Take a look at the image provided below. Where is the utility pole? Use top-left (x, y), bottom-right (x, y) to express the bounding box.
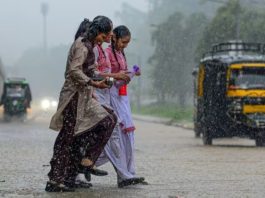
top-left (0, 58), bottom-right (5, 97)
top-left (0, 58), bottom-right (5, 80)
top-left (40, 2), bottom-right (49, 53)
top-left (235, 7), bottom-right (241, 41)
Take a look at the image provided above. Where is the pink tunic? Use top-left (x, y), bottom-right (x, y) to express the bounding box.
top-left (93, 44), bottom-right (111, 108)
top-left (106, 46), bottom-right (128, 73)
top-left (105, 46), bottom-right (135, 133)
top-left (95, 45), bottom-right (137, 179)
top-left (94, 45), bottom-right (111, 74)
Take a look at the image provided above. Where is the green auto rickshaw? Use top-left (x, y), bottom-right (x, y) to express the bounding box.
top-left (0, 78), bottom-right (32, 121)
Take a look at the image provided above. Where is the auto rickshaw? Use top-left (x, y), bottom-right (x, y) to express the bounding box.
top-left (0, 78), bottom-right (32, 121)
top-left (193, 41), bottom-right (265, 146)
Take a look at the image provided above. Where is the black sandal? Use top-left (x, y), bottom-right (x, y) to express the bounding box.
top-left (79, 165), bottom-right (108, 176)
top-left (139, 180), bottom-right (149, 185)
top-left (118, 177), bottom-right (145, 188)
top-left (75, 181), bottom-right (93, 188)
top-left (45, 181), bottom-right (75, 192)
top-left (88, 167), bottom-right (108, 176)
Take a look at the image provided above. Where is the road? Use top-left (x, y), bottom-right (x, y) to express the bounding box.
top-left (0, 114), bottom-right (265, 198)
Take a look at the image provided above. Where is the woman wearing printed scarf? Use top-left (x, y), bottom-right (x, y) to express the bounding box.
top-left (46, 16), bottom-right (117, 192)
top-left (71, 17), bottom-right (110, 188)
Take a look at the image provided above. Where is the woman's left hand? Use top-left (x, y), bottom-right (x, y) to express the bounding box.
top-left (91, 79), bottom-right (110, 89)
top-left (92, 92), bottom-right (98, 101)
top-left (135, 71), bottom-right (141, 76)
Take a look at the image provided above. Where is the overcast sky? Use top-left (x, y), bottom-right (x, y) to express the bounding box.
top-left (0, 0), bottom-right (149, 66)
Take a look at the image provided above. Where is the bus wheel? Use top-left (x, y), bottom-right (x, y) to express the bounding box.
top-left (4, 113), bottom-right (11, 122)
top-left (195, 131), bottom-right (201, 138)
top-left (255, 137), bottom-right (265, 147)
top-left (194, 128), bottom-right (201, 138)
top-left (194, 122), bottom-right (203, 138)
top-left (203, 129), bottom-right (212, 145)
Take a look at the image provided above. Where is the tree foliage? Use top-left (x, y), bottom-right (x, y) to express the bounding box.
top-left (150, 12), bottom-right (208, 105)
top-left (197, 0), bottom-right (265, 58)
top-left (116, 1), bottom-right (217, 106)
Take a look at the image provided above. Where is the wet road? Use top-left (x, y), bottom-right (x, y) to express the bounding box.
top-left (0, 114), bottom-right (265, 198)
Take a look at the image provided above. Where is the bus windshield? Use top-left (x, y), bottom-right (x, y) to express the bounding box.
top-left (229, 67), bottom-right (265, 90)
top-left (6, 84), bottom-right (25, 97)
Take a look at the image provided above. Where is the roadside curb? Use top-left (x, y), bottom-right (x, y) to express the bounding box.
top-left (132, 114), bottom-right (194, 130)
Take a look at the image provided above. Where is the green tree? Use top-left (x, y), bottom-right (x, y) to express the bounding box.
top-left (150, 13), bottom-right (184, 103)
top-left (150, 12), bottom-right (208, 106)
top-left (116, 1), bottom-right (218, 106)
top-left (197, 0), bottom-right (265, 58)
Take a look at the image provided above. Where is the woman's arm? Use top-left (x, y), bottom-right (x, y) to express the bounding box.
top-left (99, 72), bottom-right (130, 83)
top-left (68, 44), bottom-right (91, 86)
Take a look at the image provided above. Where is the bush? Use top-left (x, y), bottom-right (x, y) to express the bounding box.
top-left (131, 103), bottom-right (193, 122)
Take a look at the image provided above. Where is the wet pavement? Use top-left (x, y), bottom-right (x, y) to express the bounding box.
top-left (0, 113), bottom-right (265, 198)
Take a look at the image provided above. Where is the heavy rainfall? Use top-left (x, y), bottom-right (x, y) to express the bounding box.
top-left (1, 0), bottom-right (265, 197)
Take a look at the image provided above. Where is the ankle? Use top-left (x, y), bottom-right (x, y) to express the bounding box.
top-left (81, 158), bottom-right (93, 167)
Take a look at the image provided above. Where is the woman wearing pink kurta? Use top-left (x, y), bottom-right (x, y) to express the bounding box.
top-left (89, 21), bottom-right (145, 187)
top-left (94, 43), bottom-right (145, 187)
top-left (106, 25), bottom-right (147, 187)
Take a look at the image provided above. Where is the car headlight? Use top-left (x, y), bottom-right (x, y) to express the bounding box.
top-left (12, 100), bottom-right (18, 106)
top-left (41, 99), bottom-right (51, 110)
top-left (51, 101), bottom-right (58, 108)
top-left (229, 100), bottom-right (242, 114)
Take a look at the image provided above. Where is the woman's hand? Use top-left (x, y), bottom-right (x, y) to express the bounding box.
top-left (135, 71), bottom-right (141, 76)
top-left (92, 91), bottom-right (98, 101)
top-left (113, 71), bottom-right (130, 83)
top-left (90, 79), bottom-right (110, 89)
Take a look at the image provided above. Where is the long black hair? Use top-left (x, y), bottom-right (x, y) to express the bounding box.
top-left (111, 25), bottom-right (131, 68)
top-left (82, 16), bottom-right (112, 44)
top-left (74, 18), bottom-right (91, 40)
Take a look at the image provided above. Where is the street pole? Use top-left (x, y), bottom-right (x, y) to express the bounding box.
top-left (41, 2), bottom-right (49, 54)
top-left (235, 1), bottom-right (241, 41)
top-left (0, 58), bottom-right (5, 80)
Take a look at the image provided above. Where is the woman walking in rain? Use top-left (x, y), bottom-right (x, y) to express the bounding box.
top-left (45, 16), bottom-right (117, 192)
top-left (91, 21), bottom-right (146, 188)
top-left (73, 17), bottom-right (145, 188)
top-left (72, 18), bottom-right (110, 186)
top-left (105, 25), bottom-right (147, 187)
